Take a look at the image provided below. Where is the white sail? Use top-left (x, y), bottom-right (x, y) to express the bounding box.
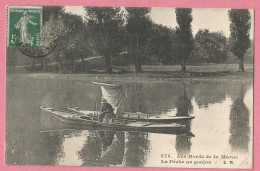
top-left (101, 85), bottom-right (126, 116)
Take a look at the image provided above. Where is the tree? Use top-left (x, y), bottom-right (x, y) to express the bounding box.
top-left (125, 7), bottom-right (152, 72)
top-left (85, 7), bottom-right (125, 73)
top-left (228, 9), bottom-right (251, 72)
top-left (193, 29), bottom-right (229, 63)
top-left (42, 14), bottom-right (65, 72)
top-left (175, 8), bottom-right (194, 71)
top-left (61, 13), bottom-right (91, 73)
top-left (39, 6), bottom-right (65, 72)
top-left (42, 6), bottom-right (64, 24)
top-left (41, 7), bottom-right (96, 73)
top-left (149, 24), bottom-right (176, 64)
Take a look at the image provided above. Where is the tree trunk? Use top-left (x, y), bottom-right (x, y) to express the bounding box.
top-left (130, 37), bottom-right (133, 63)
top-left (158, 47), bottom-right (161, 63)
top-left (41, 58), bottom-right (47, 72)
top-left (134, 54), bottom-right (142, 72)
top-left (31, 59), bottom-right (36, 70)
top-left (58, 53), bottom-right (63, 73)
top-left (104, 53), bottom-right (113, 73)
top-left (135, 34), bottom-right (142, 73)
top-left (181, 59), bottom-right (186, 71)
top-left (80, 58), bottom-right (85, 72)
top-left (70, 58), bottom-right (74, 73)
top-left (131, 37), bottom-right (141, 72)
top-left (41, 59), bottom-right (44, 71)
top-left (238, 84), bottom-right (245, 100)
top-left (239, 57), bottom-right (244, 72)
top-left (58, 59), bottom-right (63, 74)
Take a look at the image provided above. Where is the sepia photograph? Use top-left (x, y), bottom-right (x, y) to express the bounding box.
top-left (5, 5), bottom-right (254, 169)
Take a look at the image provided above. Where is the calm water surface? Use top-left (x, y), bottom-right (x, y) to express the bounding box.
top-left (5, 76), bottom-right (253, 168)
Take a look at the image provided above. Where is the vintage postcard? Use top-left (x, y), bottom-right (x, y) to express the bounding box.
top-left (5, 5), bottom-right (254, 169)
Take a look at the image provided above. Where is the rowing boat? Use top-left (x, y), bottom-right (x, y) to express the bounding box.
top-left (68, 106), bottom-right (195, 123)
top-left (40, 106), bottom-right (188, 134)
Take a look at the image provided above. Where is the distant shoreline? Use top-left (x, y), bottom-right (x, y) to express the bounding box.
top-left (7, 64), bottom-right (253, 83)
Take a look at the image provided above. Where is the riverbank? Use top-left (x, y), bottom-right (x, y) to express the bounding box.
top-left (7, 64), bottom-right (253, 82)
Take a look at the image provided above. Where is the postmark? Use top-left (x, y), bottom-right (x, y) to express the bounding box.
top-left (7, 6), bottom-right (42, 47)
top-left (17, 43), bottom-right (57, 58)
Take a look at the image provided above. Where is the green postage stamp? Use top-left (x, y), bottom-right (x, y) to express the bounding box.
top-left (7, 6), bottom-right (42, 47)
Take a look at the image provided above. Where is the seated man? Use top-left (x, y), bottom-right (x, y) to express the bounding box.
top-left (99, 99), bottom-right (115, 123)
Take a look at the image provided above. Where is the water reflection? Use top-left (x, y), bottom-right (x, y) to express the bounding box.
top-left (123, 132), bottom-right (150, 167)
top-left (175, 82), bottom-right (193, 155)
top-left (193, 82), bottom-right (226, 108)
top-left (175, 82), bottom-right (193, 116)
top-left (127, 84), bottom-right (147, 113)
top-left (78, 131), bottom-right (102, 165)
top-left (229, 84), bottom-right (250, 152)
top-left (5, 76), bottom-right (253, 167)
top-left (95, 131), bottom-right (125, 166)
top-left (39, 131), bottom-right (65, 165)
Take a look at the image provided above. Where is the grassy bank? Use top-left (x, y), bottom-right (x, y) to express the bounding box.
top-left (7, 64), bottom-right (253, 82)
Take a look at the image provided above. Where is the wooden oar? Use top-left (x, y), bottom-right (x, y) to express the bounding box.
top-left (92, 81), bottom-right (121, 87)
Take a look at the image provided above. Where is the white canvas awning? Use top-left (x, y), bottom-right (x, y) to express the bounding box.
top-left (95, 83), bottom-right (125, 116)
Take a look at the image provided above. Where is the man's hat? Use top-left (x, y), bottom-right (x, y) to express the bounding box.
top-left (101, 99), bottom-right (107, 103)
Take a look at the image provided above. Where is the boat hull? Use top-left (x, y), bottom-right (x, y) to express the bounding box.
top-left (40, 106), bottom-right (190, 135)
top-left (68, 106), bottom-right (195, 123)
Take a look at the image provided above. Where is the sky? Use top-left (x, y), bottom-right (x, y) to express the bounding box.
top-left (65, 6), bottom-right (254, 38)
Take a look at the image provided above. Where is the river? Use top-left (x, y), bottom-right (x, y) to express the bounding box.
top-left (5, 76), bottom-right (253, 168)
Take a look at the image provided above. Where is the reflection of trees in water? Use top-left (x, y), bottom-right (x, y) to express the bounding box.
top-left (175, 82), bottom-right (193, 155)
top-left (136, 84), bottom-right (147, 113)
top-left (38, 131), bottom-right (66, 165)
top-left (123, 132), bottom-right (150, 167)
top-left (175, 134), bottom-right (192, 155)
top-left (98, 131), bottom-right (125, 166)
top-left (175, 83), bottom-right (193, 116)
top-left (124, 82), bottom-right (196, 114)
top-left (225, 82), bottom-right (251, 102)
top-left (126, 82), bottom-right (192, 114)
top-left (193, 82), bottom-right (226, 108)
top-left (229, 84), bottom-right (250, 152)
top-left (69, 81), bottom-right (102, 110)
top-left (99, 131), bottom-right (115, 151)
top-left (79, 130), bottom-right (151, 167)
top-left (126, 83), bottom-right (147, 113)
top-left (5, 130), bottom-right (65, 165)
top-left (39, 130), bottom-right (85, 166)
top-left (5, 78), bottom-right (65, 165)
top-left (79, 131), bottom-right (125, 166)
top-left (78, 131), bottom-right (102, 165)
top-left (41, 79), bottom-right (101, 110)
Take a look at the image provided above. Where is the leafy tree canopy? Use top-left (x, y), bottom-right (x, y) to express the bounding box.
top-left (228, 9), bottom-right (251, 72)
top-left (193, 29), bottom-right (228, 63)
top-left (175, 8), bottom-right (194, 71)
top-left (85, 7), bottom-right (125, 56)
top-left (228, 9), bottom-right (251, 58)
